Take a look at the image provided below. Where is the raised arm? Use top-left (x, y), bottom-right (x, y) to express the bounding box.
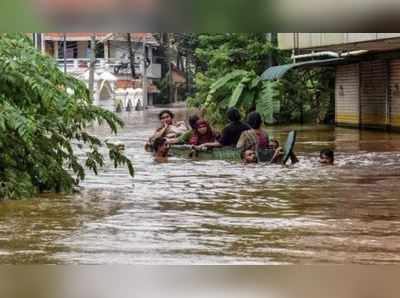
top-left (270, 147), bottom-right (284, 163)
top-left (150, 124), bottom-right (169, 142)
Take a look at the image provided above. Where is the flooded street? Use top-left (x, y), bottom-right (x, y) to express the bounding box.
top-left (2, 106), bottom-right (400, 264)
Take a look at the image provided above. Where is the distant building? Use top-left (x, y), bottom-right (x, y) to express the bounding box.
top-left (44, 32), bottom-right (158, 58)
top-left (42, 32), bottom-right (161, 78)
top-left (37, 32), bottom-right (162, 106)
top-left (276, 33), bottom-right (400, 130)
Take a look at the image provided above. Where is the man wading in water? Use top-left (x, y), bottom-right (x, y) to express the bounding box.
top-left (146, 110), bottom-right (188, 150)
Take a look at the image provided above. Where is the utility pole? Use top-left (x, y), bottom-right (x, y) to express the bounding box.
top-left (63, 33), bottom-right (67, 73)
top-left (89, 33), bottom-right (96, 101)
top-left (142, 36), bottom-right (148, 107)
top-left (185, 55), bottom-right (190, 96)
top-left (162, 33), bottom-right (174, 103)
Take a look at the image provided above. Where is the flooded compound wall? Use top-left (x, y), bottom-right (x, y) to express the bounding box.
top-left (335, 58), bottom-right (400, 131)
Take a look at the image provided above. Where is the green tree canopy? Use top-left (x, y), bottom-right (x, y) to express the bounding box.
top-left (187, 33), bottom-right (282, 125)
top-left (0, 34), bottom-right (133, 200)
top-left (187, 33), bottom-right (335, 126)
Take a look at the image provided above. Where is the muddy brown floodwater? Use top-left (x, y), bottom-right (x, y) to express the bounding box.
top-left (1, 106), bottom-right (400, 264)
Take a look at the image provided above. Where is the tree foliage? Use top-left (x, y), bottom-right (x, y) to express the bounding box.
top-left (273, 68), bottom-right (335, 124)
top-left (187, 33), bottom-right (281, 125)
top-left (201, 70), bottom-right (280, 125)
top-left (187, 33), bottom-right (335, 126)
top-left (0, 34), bottom-right (133, 200)
top-left (153, 33), bottom-right (199, 103)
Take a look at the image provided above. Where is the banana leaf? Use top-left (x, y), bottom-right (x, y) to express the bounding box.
top-left (229, 82), bottom-right (245, 107)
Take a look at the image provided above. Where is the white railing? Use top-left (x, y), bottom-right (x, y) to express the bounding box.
top-left (56, 58), bottom-right (138, 70)
top-left (55, 58), bottom-right (161, 78)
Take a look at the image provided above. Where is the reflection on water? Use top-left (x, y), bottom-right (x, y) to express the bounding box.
top-left (1, 106), bottom-right (400, 264)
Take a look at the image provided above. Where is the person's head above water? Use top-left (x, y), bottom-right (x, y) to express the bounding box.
top-left (320, 149), bottom-right (334, 165)
top-left (153, 137), bottom-right (169, 157)
top-left (159, 110), bottom-right (174, 126)
top-left (196, 120), bottom-right (211, 135)
top-left (247, 111), bottom-right (263, 129)
top-left (271, 139), bottom-right (280, 150)
top-left (188, 114), bottom-right (200, 130)
top-left (241, 149), bottom-right (257, 164)
top-left (227, 107), bottom-right (241, 123)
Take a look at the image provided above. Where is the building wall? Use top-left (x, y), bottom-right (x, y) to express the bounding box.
top-left (278, 33), bottom-right (400, 50)
top-left (390, 60), bottom-right (400, 128)
top-left (335, 64), bottom-right (360, 126)
top-left (359, 61), bottom-right (388, 128)
top-left (335, 60), bottom-right (400, 130)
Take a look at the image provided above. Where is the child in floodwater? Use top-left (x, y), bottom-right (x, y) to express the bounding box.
top-left (153, 137), bottom-right (170, 163)
top-left (270, 139), bottom-right (280, 150)
top-left (241, 149), bottom-right (258, 164)
top-left (269, 139), bottom-right (299, 164)
top-left (319, 149), bottom-right (334, 165)
top-left (241, 146), bottom-right (286, 165)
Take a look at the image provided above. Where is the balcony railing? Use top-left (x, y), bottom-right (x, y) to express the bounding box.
top-left (55, 58), bottom-right (161, 78)
top-left (56, 58), bottom-right (135, 69)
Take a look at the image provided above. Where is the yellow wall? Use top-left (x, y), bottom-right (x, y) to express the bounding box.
top-left (336, 113), bottom-right (359, 124)
top-left (390, 115), bottom-right (400, 127)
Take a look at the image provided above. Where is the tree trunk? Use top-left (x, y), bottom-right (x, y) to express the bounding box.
top-left (142, 37), bottom-right (148, 107)
top-left (88, 34), bottom-right (96, 101)
top-left (127, 33), bottom-right (136, 78)
top-left (185, 55), bottom-right (190, 96)
top-left (162, 33), bottom-right (174, 103)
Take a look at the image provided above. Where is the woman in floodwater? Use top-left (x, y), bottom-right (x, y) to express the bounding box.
top-left (190, 120), bottom-right (216, 147)
top-left (237, 111), bottom-right (269, 151)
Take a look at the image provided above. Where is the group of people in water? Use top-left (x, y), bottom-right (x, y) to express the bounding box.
top-left (146, 107), bottom-right (335, 166)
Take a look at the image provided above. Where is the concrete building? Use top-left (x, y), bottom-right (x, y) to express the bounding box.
top-left (37, 33), bottom-right (162, 106)
top-left (275, 33), bottom-right (400, 130)
top-left (42, 32), bottom-right (161, 79)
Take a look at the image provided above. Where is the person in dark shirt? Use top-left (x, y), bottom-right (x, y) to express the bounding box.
top-left (194, 107), bottom-right (250, 149)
